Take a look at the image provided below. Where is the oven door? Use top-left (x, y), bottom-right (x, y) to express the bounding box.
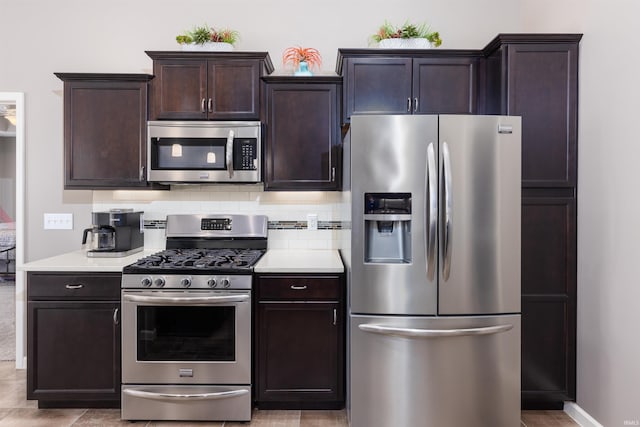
top-left (147, 121), bottom-right (261, 183)
top-left (122, 289), bottom-right (251, 384)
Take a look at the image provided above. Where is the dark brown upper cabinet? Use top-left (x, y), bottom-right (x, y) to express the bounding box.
top-left (55, 73), bottom-right (160, 189)
top-left (146, 51), bottom-right (274, 120)
top-left (483, 34), bottom-right (581, 189)
top-left (337, 49), bottom-right (480, 123)
top-left (263, 76), bottom-right (342, 191)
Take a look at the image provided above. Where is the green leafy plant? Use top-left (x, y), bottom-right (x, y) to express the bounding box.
top-left (175, 24), bottom-right (240, 45)
top-left (371, 21), bottom-right (442, 47)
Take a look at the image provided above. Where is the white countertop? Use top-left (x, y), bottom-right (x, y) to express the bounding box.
top-left (20, 249), bottom-right (343, 274)
top-left (254, 249), bottom-right (344, 273)
top-left (19, 249), bottom-right (160, 272)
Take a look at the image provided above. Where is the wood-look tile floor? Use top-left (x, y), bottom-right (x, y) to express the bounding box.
top-left (0, 362), bottom-right (579, 427)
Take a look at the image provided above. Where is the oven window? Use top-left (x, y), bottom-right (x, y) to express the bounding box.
top-left (137, 306), bottom-right (235, 361)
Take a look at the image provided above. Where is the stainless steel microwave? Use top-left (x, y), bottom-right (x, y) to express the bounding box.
top-left (147, 121), bottom-right (261, 184)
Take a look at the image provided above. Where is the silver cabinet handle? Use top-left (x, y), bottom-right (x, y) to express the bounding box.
top-left (426, 142), bottom-right (437, 281)
top-left (123, 294), bottom-right (249, 305)
top-left (442, 142), bottom-right (453, 281)
top-left (359, 323), bottom-right (513, 338)
top-left (65, 284), bottom-right (84, 289)
top-left (331, 167), bottom-right (336, 182)
top-left (226, 129), bottom-right (235, 178)
top-left (290, 285), bottom-right (307, 290)
top-left (407, 97), bottom-right (411, 112)
top-left (123, 388), bottom-right (249, 401)
top-left (139, 166), bottom-right (145, 182)
top-left (414, 97), bottom-right (419, 113)
top-left (201, 98), bottom-right (206, 113)
top-left (208, 98), bottom-right (213, 113)
top-left (333, 308), bottom-right (337, 326)
top-left (113, 308), bottom-right (119, 326)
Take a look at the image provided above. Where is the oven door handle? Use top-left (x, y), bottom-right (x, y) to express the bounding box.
top-left (123, 388), bottom-right (249, 401)
top-left (122, 294), bottom-right (249, 305)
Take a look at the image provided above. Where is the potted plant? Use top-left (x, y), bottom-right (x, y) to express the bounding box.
top-left (176, 24), bottom-right (239, 51)
top-left (370, 21), bottom-right (442, 48)
top-left (282, 46), bottom-right (322, 76)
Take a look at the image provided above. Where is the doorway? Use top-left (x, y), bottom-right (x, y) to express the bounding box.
top-left (0, 93), bottom-right (24, 367)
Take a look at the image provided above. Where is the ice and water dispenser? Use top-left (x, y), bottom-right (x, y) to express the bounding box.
top-left (364, 193), bottom-right (412, 263)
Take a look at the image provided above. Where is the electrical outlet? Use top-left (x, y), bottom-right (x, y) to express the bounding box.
top-left (307, 214), bottom-right (318, 231)
top-left (44, 213), bottom-right (73, 230)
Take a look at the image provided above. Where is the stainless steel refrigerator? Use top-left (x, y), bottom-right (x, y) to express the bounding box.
top-left (346, 114), bottom-right (521, 427)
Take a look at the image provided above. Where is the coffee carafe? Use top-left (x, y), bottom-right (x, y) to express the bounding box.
top-left (82, 225), bottom-right (116, 252)
top-left (82, 210), bottom-right (144, 258)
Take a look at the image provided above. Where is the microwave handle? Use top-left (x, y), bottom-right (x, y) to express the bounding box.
top-left (226, 130), bottom-right (235, 178)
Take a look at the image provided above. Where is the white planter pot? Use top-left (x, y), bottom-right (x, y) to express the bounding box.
top-left (180, 42), bottom-right (234, 52)
top-left (378, 38), bottom-right (432, 49)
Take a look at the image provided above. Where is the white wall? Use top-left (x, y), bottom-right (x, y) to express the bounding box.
top-left (522, 1), bottom-right (640, 425)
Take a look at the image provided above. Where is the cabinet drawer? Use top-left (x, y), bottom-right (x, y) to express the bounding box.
top-left (258, 275), bottom-right (341, 300)
top-left (28, 272), bottom-right (121, 300)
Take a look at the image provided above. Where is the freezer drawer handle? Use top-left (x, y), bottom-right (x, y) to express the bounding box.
top-left (123, 388), bottom-right (248, 401)
top-left (358, 323), bottom-right (513, 338)
top-left (123, 294), bottom-right (249, 305)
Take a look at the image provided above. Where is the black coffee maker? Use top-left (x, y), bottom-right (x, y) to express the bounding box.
top-left (82, 210), bottom-right (144, 257)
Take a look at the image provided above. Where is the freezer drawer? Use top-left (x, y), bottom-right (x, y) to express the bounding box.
top-left (350, 314), bottom-right (520, 427)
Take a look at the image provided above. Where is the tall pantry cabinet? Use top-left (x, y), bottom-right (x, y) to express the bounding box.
top-left (483, 34), bottom-right (582, 409)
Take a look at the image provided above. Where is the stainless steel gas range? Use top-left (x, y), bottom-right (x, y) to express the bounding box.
top-left (120, 214), bottom-right (267, 422)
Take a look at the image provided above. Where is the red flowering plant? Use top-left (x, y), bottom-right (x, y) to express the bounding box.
top-left (282, 46), bottom-right (322, 72)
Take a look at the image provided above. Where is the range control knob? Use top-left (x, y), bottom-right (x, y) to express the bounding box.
top-left (141, 277), bottom-right (152, 287)
top-left (180, 277), bottom-right (192, 288)
top-left (154, 277), bottom-right (166, 287)
top-left (207, 278), bottom-right (217, 288)
top-left (221, 278), bottom-right (231, 288)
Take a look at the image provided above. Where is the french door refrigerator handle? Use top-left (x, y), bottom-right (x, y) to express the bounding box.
top-left (226, 129), bottom-right (235, 178)
top-left (426, 142), bottom-right (437, 280)
top-left (359, 323), bottom-right (513, 338)
top-left (123, 388), bottom-right (249, 401)
top-left (442, 141), bottom-right (453, 281)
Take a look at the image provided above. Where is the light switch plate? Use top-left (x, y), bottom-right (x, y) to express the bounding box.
top-left (44, 213), bottom-right (73, 230)
top-left (307, 214), bottom-right (318, 231)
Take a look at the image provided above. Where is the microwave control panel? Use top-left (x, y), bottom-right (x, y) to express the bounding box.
top-left (233, 139), bottom-right (258, 170)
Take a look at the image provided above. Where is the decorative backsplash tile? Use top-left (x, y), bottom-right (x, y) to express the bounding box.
top-left (144, 219), bottom-right (349, 231)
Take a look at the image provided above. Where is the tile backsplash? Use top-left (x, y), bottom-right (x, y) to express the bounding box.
top-left (93, 185), bottom-right (350, 250)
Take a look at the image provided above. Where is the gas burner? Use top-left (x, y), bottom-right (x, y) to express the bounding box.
top-left (124, 248), bottom-right (266, 274)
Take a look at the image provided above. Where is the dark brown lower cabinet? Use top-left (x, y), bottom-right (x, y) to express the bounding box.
top-left (27, 272), bottom-right (121, 408)
top-left (521, 195), bottom-right (576, 408)
top-left (255, 274), bottom-right (344, 409)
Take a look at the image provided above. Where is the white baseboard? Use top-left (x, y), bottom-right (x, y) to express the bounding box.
top-left (565, 402), bottom-right (604, 427)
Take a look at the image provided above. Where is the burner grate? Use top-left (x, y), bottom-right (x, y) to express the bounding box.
top-left (127, 248), bottom-right (265, 272)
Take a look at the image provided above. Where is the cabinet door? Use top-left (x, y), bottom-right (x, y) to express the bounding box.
top-left (413, 57), bottom-right (477, 114)
top-left (150, 59), bottom-right (207, 120)
top-left (521, 195), bottom-right (576, 407)
top-left (343, 57), bottom-right (412, 122)
top-left (506, 43), bottom-right (579, 188)
top-left (208, 60), bottom-right (260, 119)
top-left (265, 83), bottom-right (340, 190)
top-left (27, 301), bottom-right (121, 404)
top-left (63, 79), bottom-right (150, 188)
top-left (256, 302), bottom-right (343, 407)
